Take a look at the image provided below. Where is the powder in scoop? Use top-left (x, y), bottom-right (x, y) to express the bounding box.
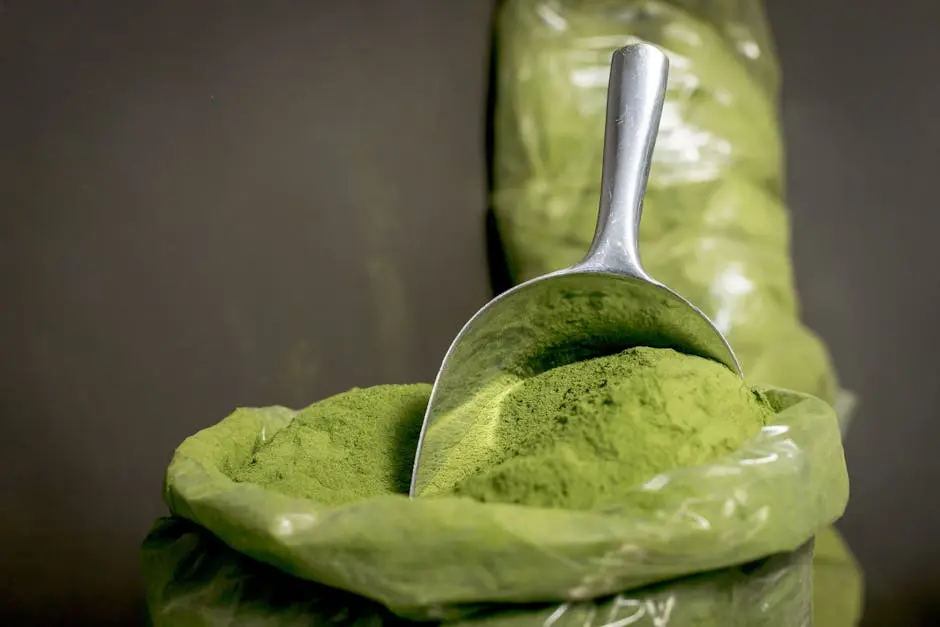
top-left (452, 346), bottom-right (772, 510)
top-left (232, 384), bottom-right (431, 505)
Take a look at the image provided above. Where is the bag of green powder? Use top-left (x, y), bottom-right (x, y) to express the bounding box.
top-left (149, 382), bottom-right (847, 623)
top-left (489, 0), bottom-right (845, 406)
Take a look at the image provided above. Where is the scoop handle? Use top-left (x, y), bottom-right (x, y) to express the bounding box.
top-left (582, 43), bottom-right (668, 274)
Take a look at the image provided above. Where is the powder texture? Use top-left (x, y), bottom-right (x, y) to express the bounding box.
top-left (451, 346), bottom-right (772, 510)
top-left (232, 383), bottom-right (430, 505)
top-left (414, 273), bottom-right (752, 497)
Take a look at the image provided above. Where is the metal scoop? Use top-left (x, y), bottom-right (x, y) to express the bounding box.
top-left (410, 43), bottom-right (741, 497)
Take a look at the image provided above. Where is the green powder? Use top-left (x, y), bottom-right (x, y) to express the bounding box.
top-left (232, 383), bottom-right (431, 505)
top-left (232, 350), bottom-right (771, 513)
top-left (451, 346), bottom-right (773, 510)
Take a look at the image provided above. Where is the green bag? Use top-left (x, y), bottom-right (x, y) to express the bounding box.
top-left (147, 384), bottom-right (847, 624)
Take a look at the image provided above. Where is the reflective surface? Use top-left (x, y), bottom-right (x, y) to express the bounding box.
top-left (411, 272), bottom-right (745, 495)
top-left (411, 44), bottom-right (739, 496)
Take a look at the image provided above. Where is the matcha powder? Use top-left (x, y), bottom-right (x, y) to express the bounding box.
top-left (232, 383), bottom-right (431, 505)
top-left (451, 347), bottom-right (773, 510)
top-left (232, 349), bottom-right (772, 513)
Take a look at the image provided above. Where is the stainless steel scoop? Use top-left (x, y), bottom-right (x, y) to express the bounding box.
top-left (410, 43), bottom-right (741, 497)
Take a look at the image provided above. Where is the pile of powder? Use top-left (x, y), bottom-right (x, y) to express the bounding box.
top-left (232, 384), bottom-right (431, 505)
top-left (451, 346), bottom-right (772, 510)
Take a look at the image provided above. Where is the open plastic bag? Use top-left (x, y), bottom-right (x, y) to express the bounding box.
top-left (150, 383), bottom-right (847, 624)
top-left (490, 0), bottom-right (843, 405)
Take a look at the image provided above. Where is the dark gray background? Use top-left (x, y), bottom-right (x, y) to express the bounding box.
top-left (1, 1), bottom-right (937, 625)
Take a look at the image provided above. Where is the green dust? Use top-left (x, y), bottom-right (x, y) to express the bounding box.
top-left (232, 384), bottom-right (431, 505)
top-left (451, 347), bottom-right (773, 510)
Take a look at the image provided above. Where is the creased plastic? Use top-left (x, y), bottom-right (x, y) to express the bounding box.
top-left (813, 527), bottom-right (864, 627)
top-left (812, 386), bottom-right (863, 627)
top-left (157, 386), bottom-right (847, 622)
top-left (143, 516), bottom-right (814, 627)
top-left (142, 517), bottom-right (403, 627)
top-left (490, 0), bottom-right (844, 405)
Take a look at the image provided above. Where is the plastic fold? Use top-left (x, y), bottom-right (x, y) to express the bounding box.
top-left (142, 1), bottom-right (863, 624)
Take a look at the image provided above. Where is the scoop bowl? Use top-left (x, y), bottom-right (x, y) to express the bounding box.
top-left (410, 43), bottom-right (740, 497)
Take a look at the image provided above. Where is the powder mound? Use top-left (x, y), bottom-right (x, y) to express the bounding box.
top-left (232, 384), bottom-right (431, 506)
top-left (451, 346), bottom-right (772, 510)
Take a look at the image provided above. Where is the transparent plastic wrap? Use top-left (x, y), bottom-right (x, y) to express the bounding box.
top-left (491, 0), bottom-right (843, 404)
top-left (813, 527), bottom-right (864, 627)
top-left (143, 516), bottom-right (813, 627)
top-left (147, 383), bottom-right (847, 624)
top-left (812, 387), bottom-right (863, 627)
